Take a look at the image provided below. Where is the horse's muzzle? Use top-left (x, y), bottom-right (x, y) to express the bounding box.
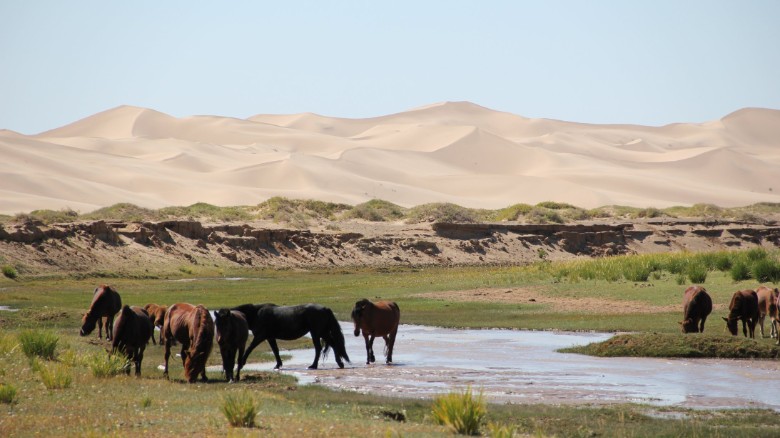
top-left (79, 329), bottom-right (86, 336)
top-left (353, 329), bottom-right (360, 337)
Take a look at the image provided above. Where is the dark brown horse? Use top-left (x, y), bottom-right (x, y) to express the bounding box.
top-left (755, 286), bottom-right (779, 338)
top-left (162, 303), bottom-right (214, 383)
top-left (232, 303), bottom-right (350, 370)
top-left (351, 299), bottom-right (400, 364)
top-left (112, 305), bottom-right (154, 376)
top-left (80, 285), bottom-right (122, 341)
top-left (214, 309), bottom-right (248, 382)
top-left (143, 303), bottom-right (168, 345)
top-left (679, 286), bottom-right (712, 333)
top-left (722, 289), bottom-right (759, 338)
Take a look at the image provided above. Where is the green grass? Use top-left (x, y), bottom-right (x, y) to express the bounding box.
top-left (220, 391), bottom-right (259, 428)
top-left (0, 383), bottom-right (17, 404)
top-left (561, 333), bottom-right (780, 358)
top-left (2, 265), bottom-right (18, 279)
top-left (18, 330), bottom-right (59, 360)
top-left (431, 387), bottom-right (486, 435)
top-left (88, 352), bottom-right (131, 377)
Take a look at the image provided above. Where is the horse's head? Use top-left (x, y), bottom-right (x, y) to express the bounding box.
top-left (80, 311), bottom-right (96, 336)
top-left (679, 319), bottom-right (697, 333)
top-left (351, 299), bottom-right (371, 336)
top-left (722, 316), bottom-right (738, 336)
top-left (214, 308), bottom-right (231, 343)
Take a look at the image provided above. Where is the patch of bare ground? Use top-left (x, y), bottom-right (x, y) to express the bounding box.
top-left (418, 287), bottom-right (727, 314)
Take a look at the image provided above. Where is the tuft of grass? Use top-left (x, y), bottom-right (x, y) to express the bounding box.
top-left (2, 265), bottom-right (18, 279)
top-left (18, 330), bottom-right (58, 360)
top-left (561, 333), bottom-right (780, 359)
top-left (221, 392), bottom-right (258, 428)
top-left (141, 396), bottom-right (152, 408)
top-left (750, 258), bottom-right (780, 283)
top-left (406, 203), bottom-right (485, 224)
top-left (486, 422), bottom-right (518, 438)
top-left (36, 360), bottom-right (72, 390)
top-left (730, 261), bottom-right (751, 282)
top-left (0, 383), bottom-right (18, 404)
top-left (494, 203), bottom-right (533, 221)
top-left (431, 386), bottom-right (486, 436)
top-left (686, 263), bottom-right (708, 284)
top-left (88, 353), bottom-right (131, 378)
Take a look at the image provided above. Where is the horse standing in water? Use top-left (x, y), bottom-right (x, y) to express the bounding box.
top-left (162, 303), bottom-right (214, 383)
top-left (351, 299), bottom-right (400, 364)
top-left (112, 305), bottom-right (154, 376)
top-left (80, 285), bottom-right (122, 341)
top-left (143, 303), bottom-right (168, 345)
top-left (232, 303), bottom-right (350, 370)
top-left (214, 308), bottom-right (248, 382)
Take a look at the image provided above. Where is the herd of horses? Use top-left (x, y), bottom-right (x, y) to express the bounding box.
top-left (681, 284), bottom-right (780, 339)
top-left (78, 285), bottom-right (401, 383)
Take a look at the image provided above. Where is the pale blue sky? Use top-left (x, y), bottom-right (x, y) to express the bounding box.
top-left (2, 1), bottom-right (779, 134)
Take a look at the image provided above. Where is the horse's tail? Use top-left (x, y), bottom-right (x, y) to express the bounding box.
top-left (322, 308), bottom-right (350, 365)
top-left (112, 305), bottom-right (133, 350)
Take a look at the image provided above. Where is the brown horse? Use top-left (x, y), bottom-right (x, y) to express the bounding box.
top-left (351, 299), bottom-right (400, 364)
top-left (143, 303), bottom-right (168, 345)
top-left (755, 286), bottom-right (779, 338)
top-left (679, 286), bottom-right (712, 333)
top-left (112, 305), bottom-right (154, 376)
top-left (214, 309), bottom-right (248, 382)
top-left (162, 303), bottom-right (214, 383)
top-left (80, 285), bottom-right (122, 341)
top-left (722, 289), bottom-right (759, 338)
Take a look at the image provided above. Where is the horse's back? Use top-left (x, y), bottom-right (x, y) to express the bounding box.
top-left (92, 285), bottom-right (122, 316)
top-left (114, 305), bottom-right (153, 347)
top-left (683, 287), bottom-right (711, 318)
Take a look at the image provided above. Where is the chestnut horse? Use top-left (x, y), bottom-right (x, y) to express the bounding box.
top-left (351, 299), bottom-right (400, 364)
top-left (232, 303), bottom-right (350, 370)
top-left (143, 303), bottom-right (168, 345)
top-left (679, 286), bottom-right (712, 333)
top-left (112, 305), bottom-right (154, 376)
top-left (214, 308), bottom-right (248, 382)
top-left (755, 286), bottom-right (779, 338)
top-left (162, 303), bottom-right (214, 383)
top-left (722, 289), bottom-right (759, 338)
top-left (80, 285), bottom-right (122, 341)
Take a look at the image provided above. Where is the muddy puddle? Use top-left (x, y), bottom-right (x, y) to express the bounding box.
top-left (238, 323), bottom-right (780, 410)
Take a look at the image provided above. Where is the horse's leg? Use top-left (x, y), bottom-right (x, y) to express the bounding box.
top-left (368, 335), bottom-right (376, 363)
top-left (308, 337), bottom-right (321, 370)
top-left (180, 345), bottom-right (187, 368)
top-left (386, 329), bottom-right (398, 364)
top-left (220, 345), bottom-right (234, 382)
top-left (236, 343), bottom-right (245, 382)
top-left (750, 318), bottom-right (757, 339)
top-left (759, 314), bottom-right (766, 337)
top-left (699, 317), bottom-right (706, 334)
top-left (97, 318), bottom-right (103, 340)
top-left (362, 333), bottom-right (371, 364)
top-left (240, 336), bottom-right (265, 368)
top-left (163, 339), bottom-right (171, 378)
top-left (137, 345), bottom-right (146, 377)
top-left (107, 315), bottom-right (113, 341)
top-left (268, 338), bottom-right (285, 369)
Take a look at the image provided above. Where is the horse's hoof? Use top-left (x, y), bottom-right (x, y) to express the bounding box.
top-left (307, 365), bottom-right (318, 370)
top-left (337, 362), bottom-right (344, 369)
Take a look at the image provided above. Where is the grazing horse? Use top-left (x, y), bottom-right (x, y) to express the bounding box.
top-left (80, 285), bottom-right (122, 341)
top-left (111, 305), bottom-right (154, 376)
top-left (214, 309), bottom-right (248, 382)
top-left (351, 299), bottom-right (400, 364)
top-left (162, 303), bottom-right (214, 383)
top-left (722, 290), bottom-right (759, 338)
top-left (679, 286), bottom-right (712, 333)
top-left (143, 303), bottom-right (168, 345)
top-left (755, 286), bottom-right (779, 338)
top-left (232, 303), bottom-right (350, 370)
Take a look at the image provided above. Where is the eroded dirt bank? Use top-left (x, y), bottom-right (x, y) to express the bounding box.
top-left (2, 219), bottom-right (780, 276)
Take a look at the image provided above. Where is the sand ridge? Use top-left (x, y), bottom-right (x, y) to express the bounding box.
top-left (2, 102), bottom-right (780, 215)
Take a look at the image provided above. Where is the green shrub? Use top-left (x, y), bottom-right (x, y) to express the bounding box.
top-left (88, 353), bottom-right (130, 378)
top-left (623, 263), bottom-right (651, 282)
top-left (25, 208), bottom-right (79, 224)
top-left (221, 392), bottom-right (258, 428)
top-left (18, 330), bottom-right (58, 360)
top-left (494, 203), bottom-right (533, 221)
top-left (751, 258), bottom-right (780, 283)
top-left (406, 203), bottom-right (481, 223)
top-left (730, 261), bottom-right (751, 282)
top-left (82, 203), bottom-right (160, 222)
top-left (344, 199), bottom-right (405, 222)
top-left (535, 201), bottom-right (577, 210)
top-left (0, 383), bottom-right (17, 404)
top-left (257, 197), bottom-right (350, 223)
top-left (687, 264), bottom-right (708, 284)
top-left (37, 361), bottom-right (72, 390)
top-left (675, 274), bottom-right (687, 285)
top-left (432, 387), bottom-right (485, 436)
top-left (745, 248), bottom-right (768, 261)
top-left (524, 207), bottom-right (564, 224)
top-left (486, 422), bottom-right (518, 438)
top-left (1, 265), bottom-right (17, 279)
top-left (141, 396), bottom-right (152, 408)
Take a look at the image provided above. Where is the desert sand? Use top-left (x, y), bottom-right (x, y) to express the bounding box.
top-left (2, 101), bottom-right (779, 215)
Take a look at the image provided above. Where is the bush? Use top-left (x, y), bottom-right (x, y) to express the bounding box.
top-left (494, 203), bottom-right (533, 221)
top-left (18, 330), bottom-right (58, 360)
top-left (751, 259), bottom-right (780, 283)
top-left (406, 203), bottom-right (481, 223)
top-left (36, 360), bottom-right (72, 390)
top-left (0, 383), bottom-right (17, 404)
top-left (524, 207), bottom-right (564, 224)
top-left (624, 264), bottom-right (651, 282)
top-left (730, 261), bottom-right (751, 282)
top-left (687, 264), bottom-right (708, 284)
top-left (221, 392), bottom-right (258, 428)
top-left (82, 203), bottom-right (160, 222)
top-left (344, 199), bottom-right (405, 222)
top-left (431, 387), bottom-right (485, 436)
top-left (1, 265), bottom-right (17, 279)
top-left (88, 353), bottom-right (130, 378)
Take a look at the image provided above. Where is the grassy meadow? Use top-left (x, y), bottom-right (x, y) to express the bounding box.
top-left (2, 250), bottom-right (780, 436)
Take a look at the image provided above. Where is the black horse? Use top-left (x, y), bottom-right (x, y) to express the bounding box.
top-left (232, 303), bottom-right (350, 370)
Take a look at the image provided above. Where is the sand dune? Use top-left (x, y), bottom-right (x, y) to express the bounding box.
top-left (2, 103), bottom-right (780, 215)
